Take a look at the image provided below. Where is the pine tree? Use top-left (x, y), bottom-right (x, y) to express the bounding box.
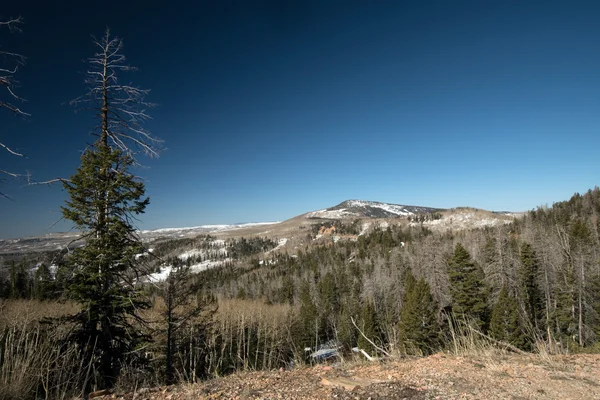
top-left (62, 143), bottom-right (150, 389)
top-left (160, 264), bottom-right (215, 385)
top-left (297, 280), bottom-right (319, 350)
top-left (34, 263), bottom-right (55, 300)
top-left (552, 266), bottom-right (577, 345)
top-left (398, 272), bottom-right (440, 355)
top-left (0, 276), bottom-right (9, 299)
top-left (448, 243), bottom-right (488, 330)
top-left (519, 242), bottom-right (543, 333)
top-left (318, 271), bottom-right (339, 338)
top-left (587, 273), bottom-right (600, 341)
top-left (357, 300), bottom-right (378, 356)
top-left (9, 261), bottom-right (31, 299)
top-left (489, 286), bottom-right (526, 349)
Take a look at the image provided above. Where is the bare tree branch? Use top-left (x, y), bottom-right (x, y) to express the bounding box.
top-left (0, 16), bottom-right (24, 32)
top-left (0, 16), bottom-right (27, 118)
top-left (0, 168), bottom-right (20, 178)
top-left (27, 177), bottom-right (72, 185)
top-left (70, 28), bottom-right (163, 161)
top-left (0, 141), bottom-right (24, 156)
top-left (0, 16), bottom-right (27, 193)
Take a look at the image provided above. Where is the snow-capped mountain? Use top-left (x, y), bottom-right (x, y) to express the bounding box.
top-left (306, 200), bottom-right (441, 219)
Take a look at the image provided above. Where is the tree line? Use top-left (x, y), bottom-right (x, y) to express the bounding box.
top-left (195, 188), bottom-right (600, 357)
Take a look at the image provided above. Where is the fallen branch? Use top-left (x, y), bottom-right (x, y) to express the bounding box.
top-left (351, 316), bottom-right (392, 358)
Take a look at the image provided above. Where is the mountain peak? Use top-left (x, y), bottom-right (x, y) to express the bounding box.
top-left (307, 200), bottom-right (441, 219)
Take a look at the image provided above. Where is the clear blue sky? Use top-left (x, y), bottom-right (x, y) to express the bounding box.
top-left (1, 0), bottom-right (599, 239)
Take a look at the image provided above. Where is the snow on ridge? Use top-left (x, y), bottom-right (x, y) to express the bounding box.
top-left (147, 258), bottom-right (231, 282)
top-left (140, 221), bottom-right (280, 235)
top-left (307, 208), bottom-right (359, 219)
top-left (417, 211), bottom-right (513, 230)
top-left (346, 200), bottom-right (414, 216)
top-left (266, 238), bottom-right (288, 253)
top-left (178, 249), bottom-right (204, 261)
top-left (140, 226), bottom-right (209, 234)
top-left (308, 200), bottom-right (419, 219)
top-left (189, 259), bottom-right (230, 273)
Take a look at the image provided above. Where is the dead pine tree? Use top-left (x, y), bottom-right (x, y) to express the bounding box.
top-left (60, 28), bottom-right (162, 392)
top-left (69, 27), bottom-right (162, 159)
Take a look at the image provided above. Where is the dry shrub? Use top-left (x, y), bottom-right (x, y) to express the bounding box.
top-left (0, 321), bottom-right (85, 400)
top-left (0, 300), bottom-right (89, 400)
top-left (206, 298), bottom-right (297, 375)
top-left (446, 316), bottom-right (503, 358)
top-left (0, 299), bottom-right (79, 329)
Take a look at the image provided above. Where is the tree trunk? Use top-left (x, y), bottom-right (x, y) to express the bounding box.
top-left (166, 280), bottom-right (174, 385)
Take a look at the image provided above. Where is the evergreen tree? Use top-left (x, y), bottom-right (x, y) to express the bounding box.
top-left (34, 263), bottom-right (55, 300)
top-left (62, 143), bottom-right (150, 389)
top-left (318, 271), bottom-right (339, 338)
top-left (489, 286), bottom-right (526, 349)
top-left (0, 276), bottom-right (9, 298)
top-left (518, 242), bottom-right (543, 332)
top-left (357, 300), bottom-right (379, 356)
top-left (59, 28), bottom-right (161, 391)
top-left (587, 273), bottom-right (600, 341)
top-left (448, 243), bottom-right (488, 330)
top-left (552, 266), bottom-right (577, 345)
top-left (297, 280), bottom-right (319, 350)
top-left (9, 261), bottom-right (31, 299)
top-left (398, 273), bottom-right (440, 355)
top-left (160, 264), bottom-right (214, 385)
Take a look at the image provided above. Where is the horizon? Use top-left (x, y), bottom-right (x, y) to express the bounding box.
top-left (1, 1), bottom-right (600, 238)
top-left (0, 194), bottom-right (566, 241)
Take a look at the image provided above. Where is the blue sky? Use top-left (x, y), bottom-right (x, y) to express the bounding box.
top-left (1, 0), bottom-right (599, 238)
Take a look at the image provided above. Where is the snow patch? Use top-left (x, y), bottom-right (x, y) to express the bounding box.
top-left (178, 249), bottom-right (204, 261)
top-left (189, 259), bottom-right (230, 273)
top-left (266, 238), bottom-right (288, 253)
top-left (147, 259), bottom-right (231, 282)
top-left (139, 222), bottom-right (280, 235)
top-left (358, 222), bottom-right (371, 236)
top-left (307, 208), bottom-right (358, 219)
top-left (415, 212), bottom-right (513, 231)
top-left (347, 200), bottom-right (414, 216)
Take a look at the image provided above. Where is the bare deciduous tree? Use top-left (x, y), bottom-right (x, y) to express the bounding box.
top-left (0, 16), bottom-right (27, 197)
top-left (0, 16), bottom-right (27, 117)
top-left (70, 28), bottom-right (162, 160)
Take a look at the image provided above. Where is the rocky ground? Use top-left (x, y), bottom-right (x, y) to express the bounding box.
top-left (95, 352), bottom-right (600, 400)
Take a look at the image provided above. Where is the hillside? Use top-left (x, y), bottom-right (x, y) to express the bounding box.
top-left (0, 199), bottom-right (516, 256)
top-left (96, 352), bottom-right (600, 400)
top-left (3, 190), bottom-right (600, 400)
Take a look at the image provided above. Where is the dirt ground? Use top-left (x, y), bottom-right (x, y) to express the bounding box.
top-left (96, 352), bottom-right (600, 400)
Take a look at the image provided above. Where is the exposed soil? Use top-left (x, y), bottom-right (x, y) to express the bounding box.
top-left (95, 352), bottom-right (600, 400)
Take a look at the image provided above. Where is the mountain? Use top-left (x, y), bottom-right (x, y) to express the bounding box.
top-left (306, 200), bottom-right (442, 219)
top-left (0, 200), bottom-right (518, 255)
